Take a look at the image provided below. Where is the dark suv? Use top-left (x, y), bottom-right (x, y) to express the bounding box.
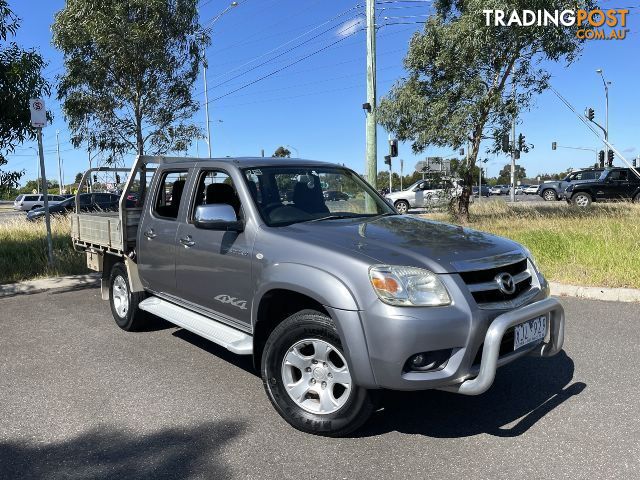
top-left (565, 168), bottom-right (640, 206)
top-left (538, 168), bottom-right (604, 201)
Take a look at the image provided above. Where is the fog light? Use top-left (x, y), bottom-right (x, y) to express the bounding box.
top-left (405, 349), bottom-right (451, 372)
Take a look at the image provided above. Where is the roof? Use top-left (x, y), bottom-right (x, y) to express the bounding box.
top-left (138, 155), bottom-right (342, 169)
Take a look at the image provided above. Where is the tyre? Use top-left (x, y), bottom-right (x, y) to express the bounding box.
top-left (542, 189), bottom-right (557, 201)
top-left (31, 205), bottom-right (42, 210)
top-left (633, 193), bottom-right (640, 203)
top-left (109, 262), bottom-right (146, 331)
top-left (261, 310), bottom-right (375, 437)
top-left (394, 200), bottom-right (409, 214)
top-left (571, 192), bottom-right (592, 207)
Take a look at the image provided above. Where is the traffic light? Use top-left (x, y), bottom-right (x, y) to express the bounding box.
top-left (633, 158), bottom-right (637, 168)
top-left (384, 155), bottom-right (391, 166)
top-left (514, 150), bottom-right (520, 160)
top-left (459, 148), bottom-right (465, 156)
top-left (607, 150), bottom-right (614, 166)
top-left (116, 174), bottom-right (121, 184)
top-left (501, 133), bottom-right (510, 153)
top-left (586, 108), bottom-right (595, 121)
top-left (517, 133), bottom-right (526, 151)
top-left (93, 174), bottom-right (97, 183)
top-left (552, 141), bottom-right (557, 150)
top-left (389, 139), bottom-right (398, 157)
top-left (598, 150), bottom-right (605, 167)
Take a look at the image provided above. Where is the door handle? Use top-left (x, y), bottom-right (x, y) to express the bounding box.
top-left (179, 235), bottom-right (195, 247)
top-left (143, 229), bottom-right (157, 239)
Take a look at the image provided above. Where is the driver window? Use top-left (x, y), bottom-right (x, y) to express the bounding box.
top-left (191, 170), bottom-right (241, 221)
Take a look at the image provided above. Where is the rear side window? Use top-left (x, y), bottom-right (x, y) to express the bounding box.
top-left (24, 195), bottom-right (38, 201)
top-left (154, 170), bottom-right (188, 219)
top-left (94, 193), bottom-right (114, 203)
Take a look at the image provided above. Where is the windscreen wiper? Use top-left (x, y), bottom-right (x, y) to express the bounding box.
top-left (304, 214), bottom-right (364, 223)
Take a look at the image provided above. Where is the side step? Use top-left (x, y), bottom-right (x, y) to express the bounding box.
top-left (139, 296), bottom-right (253, 355)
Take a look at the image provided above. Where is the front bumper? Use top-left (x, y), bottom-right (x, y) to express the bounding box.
top-left (356, 272), bottom-right (563, 393)
top-left (438, 297), bottom-right (564, 395)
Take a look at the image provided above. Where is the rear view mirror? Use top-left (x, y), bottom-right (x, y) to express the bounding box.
top-left (194, 204), bottom-right (243, 232)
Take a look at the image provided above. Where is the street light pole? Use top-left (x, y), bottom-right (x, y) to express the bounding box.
top-left (200, 2), bottom-right (238, 158)
top-left (596, 68), bottom-right (610, 156)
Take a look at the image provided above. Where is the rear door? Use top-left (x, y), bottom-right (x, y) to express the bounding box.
top-left (137, 169), bottom-right (190, 296)
top-left (601, 169), bottom-right (632, 200)
top-left (174, 168), bottom-right (254, 327)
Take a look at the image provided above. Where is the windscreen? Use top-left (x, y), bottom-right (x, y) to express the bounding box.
top-left (242, 166), bottom-right (394, 226)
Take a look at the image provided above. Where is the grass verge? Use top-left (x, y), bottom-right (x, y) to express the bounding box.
top-left (0, 216), bottom-right (88, 285)
top-left (421, 201), bottom-right (640, 289)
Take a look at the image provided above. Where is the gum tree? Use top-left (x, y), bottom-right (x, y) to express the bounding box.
top-left (52, 0), bottom-right (208, 161)
top-left (378, 0), bottom-right (593, 220)
top-left (0, 1), bottom-right (50, 196)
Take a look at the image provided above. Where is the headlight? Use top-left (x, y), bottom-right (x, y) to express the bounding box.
top-left (369, 265), bottom-right (451, 306)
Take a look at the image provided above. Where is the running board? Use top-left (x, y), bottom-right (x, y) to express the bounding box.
top-left (139, 296), bottom-right (253, 355)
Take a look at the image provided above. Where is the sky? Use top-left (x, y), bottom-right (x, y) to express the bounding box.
top-left (4, 0), bottom-right (640, 186)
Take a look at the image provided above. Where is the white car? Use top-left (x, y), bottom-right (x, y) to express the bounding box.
top-left (13, 194), bottom-right (66, 211)
top-left (524, 185), bottom-right (540, 195)
top-left (385, 179), bottom-right (463, 214)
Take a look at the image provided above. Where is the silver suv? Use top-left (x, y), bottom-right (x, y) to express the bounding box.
top-left (385, 179), bottom-right (463, 213)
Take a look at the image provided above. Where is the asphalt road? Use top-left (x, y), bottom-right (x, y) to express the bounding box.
top-left (0, 289), bottom-right (638, 480)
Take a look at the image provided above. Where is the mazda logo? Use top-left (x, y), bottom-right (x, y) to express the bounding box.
top-left (495, 272), bottom-right (516, 295)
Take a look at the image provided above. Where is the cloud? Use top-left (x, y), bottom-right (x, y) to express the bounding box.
top-left (622, 147), bottom-right (636, 153)
top-left (338, 16), bottom-right (365, 37)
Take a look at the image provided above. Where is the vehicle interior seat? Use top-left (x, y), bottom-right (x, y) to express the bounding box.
top-left (292, 178), bottom-right (329, 215)
top-left (206, 183), bottom-right (241, 215)
top-left (156, 179), bottom-right (185, 218)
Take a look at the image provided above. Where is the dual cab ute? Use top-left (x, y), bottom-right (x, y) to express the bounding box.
top-left (72, 156), bottom-right (564, 436)
top-left (565, 167), bottom-right (640, 206)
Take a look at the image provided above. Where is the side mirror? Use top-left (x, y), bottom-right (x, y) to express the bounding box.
top-left (194, 204), bottom-right (244, 232)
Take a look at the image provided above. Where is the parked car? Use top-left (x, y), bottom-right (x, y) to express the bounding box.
top-left (489, 184), bottom-right (509, 195)
top-left (524, 185), bottom-right (540, 195)
top-left (514, 185), bottom-right (529, 195)
top-left (385, 179), bottom-right (463, 213)
top-left (538, 168), bottom-right (604, 201)
top-left (13, 193), bottom-right (66, 211)
top-left (26, 193), bottom-right (123, 221)
top-left (565, 168), bottom-right (640, 206)
top-left (323, 190), bottom-right (349, 201)
top-left (472, 185), bottom-right (491, 197)
top-left (70, 156), bottom-right (564, 437)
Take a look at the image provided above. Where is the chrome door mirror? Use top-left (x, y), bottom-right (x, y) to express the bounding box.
top-left (194, 204), bottom-right (243, 231)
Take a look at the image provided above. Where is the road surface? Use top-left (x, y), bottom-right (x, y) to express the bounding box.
top-left (0, 288), bottom-right (637, 479)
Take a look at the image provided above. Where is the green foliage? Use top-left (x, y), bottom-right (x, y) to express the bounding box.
top-left (378, 0), bottom-right (593, 219)
top-left (496, 163), bottom-right (526, 184)
top-left (272, 146), bottom-right (291, 158)
top-left (52, 0), bottom-right (208, 159)
top-left (0, 1), bottom-right (50, 195)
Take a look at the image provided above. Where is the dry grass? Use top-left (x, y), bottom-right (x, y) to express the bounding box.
top-left (421, 200), bottom-right (640, 288)
top-left (0, 215), bottom-right (88, 285)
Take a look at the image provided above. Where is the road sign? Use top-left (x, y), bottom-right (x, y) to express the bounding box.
top-left (29, 98), bottom-right (47, 127)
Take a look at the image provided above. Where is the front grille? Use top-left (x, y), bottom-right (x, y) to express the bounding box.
top-left (459, 258), bottom-right (527, 284)
top-left (459, 258), bottom-right (533, 306)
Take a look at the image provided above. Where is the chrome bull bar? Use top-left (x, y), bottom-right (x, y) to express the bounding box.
top-left (441, 297), bottom-right (565, 396)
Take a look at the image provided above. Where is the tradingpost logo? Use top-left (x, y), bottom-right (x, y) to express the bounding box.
top-left (483, 8), bottom-right (630, 40)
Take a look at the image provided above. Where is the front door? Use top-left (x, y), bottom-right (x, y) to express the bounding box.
top-left (174, 169), bottom-right (254, 328)
top-left (137, 169), bottom-right (189, 296)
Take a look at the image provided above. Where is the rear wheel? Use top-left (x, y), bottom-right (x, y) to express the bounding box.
top-left (261, 310), bottom-right (374, 437)
top-left (633, 193), bottom-right (640, 203)
top-left (542, 189), bottom-right (557, 201)
top-left (394, 200), bottom-right (409, 214)
top-left (109, 262), bottom-right (146, 331)
top-left (572, 192), bottom-right (592, 207)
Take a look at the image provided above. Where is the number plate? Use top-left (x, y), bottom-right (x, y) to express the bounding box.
top-left (514, 315), bottom-right (547, 350)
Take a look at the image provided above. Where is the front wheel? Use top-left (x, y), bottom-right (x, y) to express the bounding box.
top-left (261, 310), bottom-right (375, 437)
top-left (572, 192), bottom-right (592, 207)
top-left (109, 262), bottom-right (146, 331)
top-left (394, 200), bottom-right (409, 214)
top-left (542, 189), bottom-right (557, 201)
